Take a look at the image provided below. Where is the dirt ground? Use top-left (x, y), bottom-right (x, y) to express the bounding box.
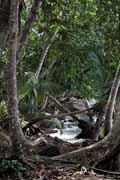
top-left (31, 163), bottom-right (119, 180)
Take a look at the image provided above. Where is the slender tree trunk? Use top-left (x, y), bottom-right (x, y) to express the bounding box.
top-left (7, 0), bottom-right (26, 152)
top-left (40, 59), bottom-right (57, 79)
top-left (17, 0), bottom-right (43, 63)
top-left (53, 99), bottom-right (120, 165)
top-left (52, 63), bottom-right (120, 166)
top-left (93, 113), bottom-right (104, 141)
top-left (104, 62), bottom-right (120, 135)
top-left (35, 28), bottom-right (59, 79)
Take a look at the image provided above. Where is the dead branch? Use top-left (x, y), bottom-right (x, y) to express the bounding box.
top-left (23, 107), bottom-right (93, 131)
top-left (47, 93), bottom-right (70, 113)
top-left (22, 155), bottom-right (120, 176)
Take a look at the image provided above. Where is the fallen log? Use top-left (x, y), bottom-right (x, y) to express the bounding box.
top-left (23, 107), bottom-right (93, 131)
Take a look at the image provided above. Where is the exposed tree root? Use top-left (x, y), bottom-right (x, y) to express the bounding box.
top-left (52, 102), bottom-right (120, 166)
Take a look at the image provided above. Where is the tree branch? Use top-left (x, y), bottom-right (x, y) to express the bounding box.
top-left (23, 107), bottom-right (93, 131)
top-left (35, 28), bottom-right (59, 80)
top-left (40, 59), bottom-right (57, 79)
top-left (17, 0), bottom-right (43, 63)
top-left (47, 93), bottom-right (70, 113)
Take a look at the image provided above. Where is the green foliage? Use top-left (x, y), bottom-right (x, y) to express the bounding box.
top-left (18, 73), bottom-right (39, 114)
top-left (18, 72), bottom-right (62, 114)
top-left (0, 101), bottom-right (7, 118)
top-left (18, 0), bottom-right (119, 102)
top-left (0, 159), bottom-right (28, 173)
top-left (1, 0), bottom-right (120, 109)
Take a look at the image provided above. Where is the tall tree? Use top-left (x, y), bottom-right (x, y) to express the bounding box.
top-left (104, 62), bottom-right (120, 135)
top-left (18, 0), bottom-right (43, 63)
top-left (7, 0), bottom-right (26, 152)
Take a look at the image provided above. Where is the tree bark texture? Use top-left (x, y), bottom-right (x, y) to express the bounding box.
top-left (104, 63), bottom-right (120, 135)
top-left (7, 0), bottom-right (26, 151)
top-left (18, 0), bottom-right (43, 62)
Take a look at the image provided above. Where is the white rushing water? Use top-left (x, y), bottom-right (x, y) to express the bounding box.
top-left (50, 121), bottom-right (86, 143)
top-left (50, 99), bottom-right (96, 143)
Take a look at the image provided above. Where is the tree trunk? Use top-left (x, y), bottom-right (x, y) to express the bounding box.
top-left (7, 0), bottom-right (26, 153)
top-left (104, 62), bottom-right (120, 135)
top-left (52, 100), bottom-right (120, 166)
top-left (17, 0), bottom-right (43, 63)
top-left (92, 112), bottom-right (104, 141)
top-left (52, 63), bottom-right (120, 166)
top-left (35, 28), bottom-right (59, 79)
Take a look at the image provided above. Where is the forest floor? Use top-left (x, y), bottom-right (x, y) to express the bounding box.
top-left (0, 94), bottom-right (119, 179)
top-left (21, 162), bottom-right (119, 180)
top-left (46, 167), bottom-right (118, 180)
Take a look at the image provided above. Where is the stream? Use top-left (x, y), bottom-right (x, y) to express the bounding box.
top-left (50, 98), bottom-right (96, 143)
top-left (50, 120), bottom-right (83, 143)
top-left (50, 115), bottom-right (91, 143)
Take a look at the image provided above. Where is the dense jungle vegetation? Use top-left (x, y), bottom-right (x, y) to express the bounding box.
top-left (0, 0), bottom-right (120, 179)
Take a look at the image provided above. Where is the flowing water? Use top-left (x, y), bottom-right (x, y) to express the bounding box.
top-left (50, 119), bottom-right (86, 143)
top-left (50, 98), bottom-right (96, 143)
